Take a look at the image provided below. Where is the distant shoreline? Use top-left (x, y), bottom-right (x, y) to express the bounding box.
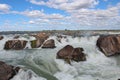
top-left (0, 30), bottom-right (120, 36)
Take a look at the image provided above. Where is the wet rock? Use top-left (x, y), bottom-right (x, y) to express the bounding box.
top-left (57, 45), bottom-right (86, 64)
top-left (72, 47), bottom-right (86, 62)
top-left (30, 39), bottom-right (44, 48)
top-left (4, 40), bottom-right (27, 50)
top-left (0, 61), bottom-right (20, 80)
top-left (42, 39), bottom-right (56, 48)
top-left (14, 36), bottom-right (19, 39)
top-left (0, 35), bottom-right (3, 40)
top-left (30, 33), bottom-right (49, 48)
top-left (96, 35), bottom-right (120, 56)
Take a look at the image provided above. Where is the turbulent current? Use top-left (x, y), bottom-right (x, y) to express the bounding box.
top-left (1, 34), bottom-right (120, 80)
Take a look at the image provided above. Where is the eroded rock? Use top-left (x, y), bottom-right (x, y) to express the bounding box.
top-left (4, 40), bottom-right (27, 50)
top-left (42, 39), bottom-right (56, 48)
top-left (96, 35), bottom-right (120, 56)
top-left (57, 45), bottom-right (86, 64)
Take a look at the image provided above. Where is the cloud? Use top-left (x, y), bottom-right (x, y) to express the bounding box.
top-left (0, 4), bottom-right (11, 12)
top-left (20, 10), bottom-right (64, 19)
top-left (29, 0), bottom-right (99, 11)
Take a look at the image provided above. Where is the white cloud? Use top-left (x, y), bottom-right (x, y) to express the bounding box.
top-left (0, 4), bottom-right (11, 12)
top-left (29, 0), bottom-right (99, 11)
top-left (20, 10), bottom-right (64, 19)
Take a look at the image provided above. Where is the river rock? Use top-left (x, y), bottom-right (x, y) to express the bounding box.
top-left (0, 36), bottom-right (3, 40)
top-left (30, 33), bottom-right (49, 48)
top-left (30, 39), bottom-right (44, 48)
top-left (42, 39), bottom-right (56, 48)
top-left (96, 35), bottom-right (120, 56)
top-left (4, 40), bottom-right (27, 50)
top-left (71, 47), bottom-right (86, 62)
top-left (57, 45), bottom-right (86, 64)
top-left (0, 61), bottom-right (20, 80)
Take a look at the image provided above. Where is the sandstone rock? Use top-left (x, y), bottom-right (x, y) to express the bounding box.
top-left (0, 36), bottom-right (3, 40)
top-left (42, 39), bottom-right (56, 48)
top-left (57, 45), bottom-right (86, 64)
top-left (4, 40), bottom-right (27, 50)
top-left (0, 61), bottom-right (20, 80)
top-left (96, 35), bottom-right (120, 56)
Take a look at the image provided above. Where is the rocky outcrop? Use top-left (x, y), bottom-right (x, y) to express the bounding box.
top-left (0, 35), bottom-right (3, 40)
top-left (30, 33), bottom-right (49, 48)
top-left (42, 39), bottom-right (56, 48)
top-left (96, 35), bottom-right (120, 56)
top-left (57, 45), bottom-right (86, 64)
top-left (4, 40), bottom-right (27, 50)
top-left (0, 61), bottom-right (20, 80)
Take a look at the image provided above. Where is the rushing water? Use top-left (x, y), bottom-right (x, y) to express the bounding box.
top-left (0, 34), bottom-right (120, 80)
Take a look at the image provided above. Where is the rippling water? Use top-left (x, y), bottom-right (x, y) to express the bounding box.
top-left (0, 34), bottom-right (120, 80)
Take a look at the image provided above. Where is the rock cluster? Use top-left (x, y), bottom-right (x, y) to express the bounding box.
top-left (57, 45), bottom-right (86, 64)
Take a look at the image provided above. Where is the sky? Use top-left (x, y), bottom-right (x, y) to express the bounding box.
top-left (0, 0), bottom-right (120, 31)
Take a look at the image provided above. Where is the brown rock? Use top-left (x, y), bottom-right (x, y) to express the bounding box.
top-left (96, 35), bottom-right (120, 56)
top-left (30, 39), bottom-right (44, 48)
top-left (0, 61), bottom-right (20, 80)
top-left (57, 45), bottom-right (74, 59)
top-left (0, 36), bottom-right (3, 40)
top-left (42, 39), bottom-right (56, 48)
top-left (57, 45), bottom-right (86, 64)
top-left (4, 40), bottom-right (27, 50)
top-left (32, 33), bottom-right (49, 40)
top-left (71, 48), bottom-right (86, 62)
top-left (30, 33), bottom-right (49, 48)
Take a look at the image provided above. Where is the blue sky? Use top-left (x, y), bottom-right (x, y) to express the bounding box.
top-left (0, 0), bottom-right (120, 31)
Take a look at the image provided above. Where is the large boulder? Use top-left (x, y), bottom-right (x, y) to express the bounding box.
top-left (42, 39), bottom-right (56, 48)
top-left (0, 36), bottom-right (3, 40)
top-left (96, 35), bottom-right (120, 56)
top-left (57, 45), bottom-right (86, 64)
top-left (4, 40), bottom-right (27, 50)
top-left (30, 33), bottom-right (49, 48)
top-left (0, 61), bottom-right (20, 80)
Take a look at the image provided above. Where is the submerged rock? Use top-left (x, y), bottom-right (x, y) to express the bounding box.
top-left (57, 45), bottom-right (86, 64)
top-left (0, 35), bottom-right (3, 40)
top-left (0, 61), bottom-right (20, 80)
top-left (96, 35), bottom-right (120, 56)
top-left (4, 40), bottom-right (27, 50)
top-left (42, 39), bottom-right (56, 48)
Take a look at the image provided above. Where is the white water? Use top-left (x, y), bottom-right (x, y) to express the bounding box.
top-left (0, 34), bottom-right (120, 80)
